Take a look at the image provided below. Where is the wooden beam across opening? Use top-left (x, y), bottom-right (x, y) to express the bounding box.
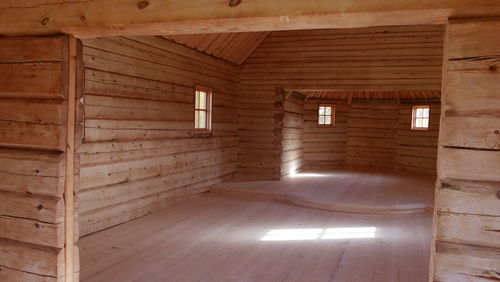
top-left (1, 1), bottom-right (500, 37)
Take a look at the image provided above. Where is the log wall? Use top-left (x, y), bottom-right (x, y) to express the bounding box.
top-left (78, 36), bottom-right (239, 236)
top-left (346, 100), bottom-right (399, 169)
top-left (303, 99), bottom-right (440, 173)
top-left (303, 100), bottom-right (348, 170)
top-left (0, 35), bottom-right (73, 281)
top-left (237, 86), bottom-right (283, 179)
top-left (396, 102), bottom-right (440, 175)
top-left (238, 25), bottom-right (444, 179)
top-left (281, 93), bottom-right (305, 176)
top-left (432, 18), bottom-right (500, 281)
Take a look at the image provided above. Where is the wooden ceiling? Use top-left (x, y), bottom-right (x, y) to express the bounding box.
top-left (299, 90), bottom-right (441, 100)
top-left (163, 32), bottom-right (270, 65)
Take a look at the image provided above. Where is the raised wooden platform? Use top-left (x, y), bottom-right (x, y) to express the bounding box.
top-left (211, 169), bottom-right (435, 215)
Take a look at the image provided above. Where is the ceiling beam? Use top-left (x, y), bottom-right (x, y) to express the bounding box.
top-left (1, 1), bottom-right (500, 37)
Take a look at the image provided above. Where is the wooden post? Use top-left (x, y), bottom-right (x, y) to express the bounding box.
top-left (431, 17), bottom-right (500, 281)
top-left (65, 35), bottom-right (78, 282)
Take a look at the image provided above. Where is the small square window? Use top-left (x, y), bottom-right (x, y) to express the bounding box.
top-left (194, 86), bottom-right (212, 132)
top-left (318, 104), bottom-right (335, 127)
top-left (411, 105), bottom-right (430, 130)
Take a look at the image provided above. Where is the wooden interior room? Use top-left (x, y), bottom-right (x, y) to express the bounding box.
top-left (0, 1), bottom-right (499, 282)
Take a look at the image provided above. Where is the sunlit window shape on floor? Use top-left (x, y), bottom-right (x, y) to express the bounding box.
top-left (260, 227), bottom-right (376, 241)
top-left (261, 229), bottom-right (323, 241)
top-left (288, 172), bottom-right (328, 178)
top-left (321, 227), bottom-right (376, 239)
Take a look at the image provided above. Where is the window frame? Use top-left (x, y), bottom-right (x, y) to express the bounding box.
top-left (411, 105), bottom-right (430, 131)
top-left (317, 104), bottom-right (335, 127)
top-left (194, 86), bottom-right (213, 133)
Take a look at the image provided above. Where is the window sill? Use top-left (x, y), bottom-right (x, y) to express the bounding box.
top-left (411, 128), bottom-right (429, 131)
top-left (192, 131), bottom-right (213, 138)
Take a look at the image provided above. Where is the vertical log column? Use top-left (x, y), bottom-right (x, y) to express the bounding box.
top-left (431, 17), bottom-right (500, 281)
top-left (65, 35), bottom-right (80, 282)
top-left (0, 35), bottom-right (80, 281)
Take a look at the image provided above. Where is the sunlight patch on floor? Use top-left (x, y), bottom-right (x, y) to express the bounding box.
top-left (288, 172), bottom-right (329, 178)
top-left (261, 227), bottom-right (376, 241)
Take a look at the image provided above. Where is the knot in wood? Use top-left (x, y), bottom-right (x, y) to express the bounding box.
top-left (494, 129), bottom-right (499, 135)
top-left (41, 17), bottom-right (50, 26)
top-left (489, 65), bottom-right (497, 72)
top-left (80, 15), bottom-right (86, 22)
top-left (497, 190), bottom-right (500, 199)
top-left (138, 0), bottom-right (149, 9)
top-left (229, 0), bottom-right (242, 7)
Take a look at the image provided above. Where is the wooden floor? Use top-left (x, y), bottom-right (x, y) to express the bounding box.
top-left (80, 194), bottom-right (433, 281)
top-left (212, 168), bottom-right (435, 214)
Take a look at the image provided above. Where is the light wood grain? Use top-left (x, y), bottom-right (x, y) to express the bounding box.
top-left (213, 168), bottom-right (435, 215)
top-left (0, 35), bottom-right (69, 281)
top-left (1, 0), bottom-right (500, 37)
top-left (164, 32), bottom-right (271, 65)
top-left (432, 17), bottom-right (500, 282)
top-left (80, 194), bottom-right (433, 282)
top-left (238, 25), bottom-right (444, 179)
top-left (78, 36), bottom-right (239, 236)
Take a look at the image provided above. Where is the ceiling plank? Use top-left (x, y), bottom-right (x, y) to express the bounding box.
top-left (163, 31), bottom-right (270, 65)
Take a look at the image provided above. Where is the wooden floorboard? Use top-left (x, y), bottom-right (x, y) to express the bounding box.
top-left (80, 192), bottom-right (433, 282)
top-left (212, 168), bottom-right (435, 214)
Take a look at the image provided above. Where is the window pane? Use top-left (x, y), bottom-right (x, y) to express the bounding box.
top-left (416, 108), bottom-right (423, 117)
top-left (318, 116), bottom-right (325, 124)
top-left (325, 106), bottom-right (331, 115)
top-left (325, 116), bottom-right (331, 125)
top-left (422, 118), bottom-right (429, 128)
top-left (195, 110), bottom-right (199, 128)
top-left (319, 106), bottom-right (324, 115)
top-left (198, 111), bottom-right (206, 129)
top-left (198, 91), bottom-right (206, 109)
top-left (195, 91), bottom-right (201, 109)
top-left (416, 118), bottom-right (423, 128)
top-left (423, 108), bottom-right (430, 117)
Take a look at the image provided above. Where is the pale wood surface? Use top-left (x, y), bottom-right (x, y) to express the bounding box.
top-left (396, 103), bottom-right (440, 175)
top-left (0, 35), bottom-right (70, 281)
top-left (302, 99), bottom-right (440, 174)
top-left (80, 194), bottom-right (433, 282)
top-left (1, 0), bottom-right (500, 37)
top-left (213, 168), bottom-right (435, 215)
top-left (163, 32), bottom-right (271, 65)
top-left (301, 90), bottom-right (441, 100)
top-left (346, 101), bottom-right (399, 169)
top-left (432, 17), bottom-right (500, 282)
top-left (238, 25), bottom-right (444, 179)
top-left (65, 35), bottom-right (78, 282)
top-left (78, 36), bottom-right (239, 236)
top-left (281, 93), bottom-right (305, 177)
top-left (303, 100), bottom-right (348, 171)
